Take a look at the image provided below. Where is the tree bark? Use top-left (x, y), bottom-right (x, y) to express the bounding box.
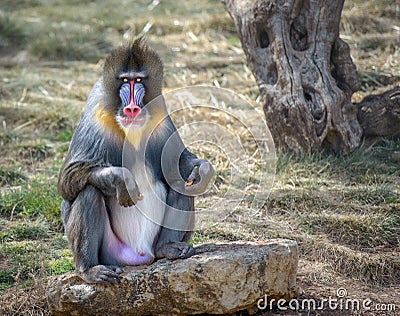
top-left (225, 0), bottom-right (364, 152)
top-left (357, 86), bottom-right (400, 139)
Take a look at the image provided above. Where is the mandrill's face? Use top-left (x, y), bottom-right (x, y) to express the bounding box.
top-left (102, 39), bottom-right (164, 130)
top-left (116, 72), bottom-right (148, 128)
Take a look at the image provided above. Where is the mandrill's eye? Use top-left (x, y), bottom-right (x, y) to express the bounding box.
top-left (122, 78), bottom-right (128, 83)
top-left (135, 77), bottom-right (142, 83)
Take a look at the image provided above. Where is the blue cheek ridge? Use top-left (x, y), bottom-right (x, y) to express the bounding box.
top-left (119, 82), bottom-right (145, 106)
top-left (134, 83), bottom-right (145, 106)
top-left (119, 83), bottom-right (130, 106)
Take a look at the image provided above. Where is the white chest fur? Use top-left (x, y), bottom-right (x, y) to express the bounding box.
top-left (110, 164), bottom-right (166, 257)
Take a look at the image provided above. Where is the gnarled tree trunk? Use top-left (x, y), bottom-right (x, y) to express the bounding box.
top-left (225, 0), bottom-right (400, 153)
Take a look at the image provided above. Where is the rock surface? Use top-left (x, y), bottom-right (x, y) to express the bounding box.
top-left (47, 239), bottom-right (299, 315)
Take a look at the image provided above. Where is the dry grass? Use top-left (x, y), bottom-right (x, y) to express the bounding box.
top-left (1, 0), bottom-right (399, 314)
top-left (0, 278), bottom-right (50, 316)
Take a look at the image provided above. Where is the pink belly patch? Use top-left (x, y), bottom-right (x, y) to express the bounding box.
top-left (103, 214), bottom-right (153, 266)
top-left (116, 240), bottom-right (153, 265)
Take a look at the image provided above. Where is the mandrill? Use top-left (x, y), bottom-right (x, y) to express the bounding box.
top-left (58, 39), bottom-right (214, 284)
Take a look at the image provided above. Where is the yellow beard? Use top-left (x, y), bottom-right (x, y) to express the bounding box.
top-left (95, 105), bottom-right (125, 143)
top-left (95, 104), bottom-right (166, 150)
top-left (125, 126), bottom-right (146, 150)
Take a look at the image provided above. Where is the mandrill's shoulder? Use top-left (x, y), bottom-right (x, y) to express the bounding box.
top-left (86, 79), bottom-right (105, 111)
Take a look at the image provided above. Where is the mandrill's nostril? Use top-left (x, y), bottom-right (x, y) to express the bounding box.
top-left (123, 105), bottom-right (141, 119)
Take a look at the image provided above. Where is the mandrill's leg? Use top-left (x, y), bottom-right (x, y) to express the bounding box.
top-left (63, 185), bottom-right (123, 285)
top-left (155, 189), bottom-right (195, 260)
top-left (155, 153), bottom-right (213, 260)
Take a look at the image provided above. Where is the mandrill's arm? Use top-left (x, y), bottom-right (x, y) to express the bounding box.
top-left (59, 159), bottom-right (142, 207)
top-left (87, 166), bottom-right (142, 207)
top-left (180, 149), bottom-right (214, 196)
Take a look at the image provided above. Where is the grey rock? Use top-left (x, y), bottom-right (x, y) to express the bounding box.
top-left (47, 239), bottom-right (299, 315)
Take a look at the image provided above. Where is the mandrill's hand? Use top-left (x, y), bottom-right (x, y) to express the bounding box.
top-left (89, 166), bottom-right (142, 207)
top-left (184, 160), bottom-right (214, 195)
top-left (114, 167), bottom-right (142, 207)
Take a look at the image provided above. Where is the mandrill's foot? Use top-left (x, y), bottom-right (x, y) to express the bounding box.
top-left (155, 242), bottom-right (195, 260)
top-left (79, 265), bottom-right (122, 285)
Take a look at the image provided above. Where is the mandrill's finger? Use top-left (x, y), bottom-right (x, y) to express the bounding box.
top-left (185, 179), bottom-right (194, 186)
top-left (119, 195), bottom-right (135, 207)
top-left (185, 165), bottom-right (199, 186)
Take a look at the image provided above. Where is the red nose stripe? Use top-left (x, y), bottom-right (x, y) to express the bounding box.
top-left (130, 80), bottom-right (135, 105)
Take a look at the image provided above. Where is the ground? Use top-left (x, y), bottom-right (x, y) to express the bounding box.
top-left (0, 0), bottom-right (399, 315)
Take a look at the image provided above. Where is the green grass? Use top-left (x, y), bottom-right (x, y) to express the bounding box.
top-left (299, 212), bottom-right (400, 248)
top-left (0, 236), bottom-right (71, 290)
top-left (0, 220), bottom-right (50, 242)
top-left (28, 30), bottom-right (111, 62)
top-left (0, 14), bottom-right (27, 48)
top-left (0, 181), bottom-right (62, 224)
top-left (0, 0), bottom-right (41, 11)
top-left (277, 139), bottom-right (400, 185)
top-left (0, 168), bottom-right (26, 186)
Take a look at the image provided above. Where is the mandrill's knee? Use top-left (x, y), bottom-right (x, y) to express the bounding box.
top-left (68, 185), bottom-right (107, 224)
top-left (74, 185), bottom-right (104, 206)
